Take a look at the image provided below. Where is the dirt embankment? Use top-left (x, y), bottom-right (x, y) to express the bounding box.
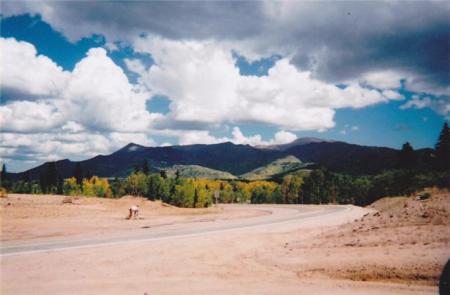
top-left (263, 188), bottom-right (449, 286)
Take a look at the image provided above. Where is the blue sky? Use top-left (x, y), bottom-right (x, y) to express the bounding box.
top-left (1, 3), bottom-right (448, 172)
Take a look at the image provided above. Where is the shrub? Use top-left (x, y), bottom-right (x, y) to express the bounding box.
top-left (0, 187), bottom-right (7, 198)
top-left (63, 177), bottom-right (81, 196)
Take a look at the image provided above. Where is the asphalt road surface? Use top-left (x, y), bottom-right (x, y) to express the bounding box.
top-left (1, 205), bottom-right (350, 257)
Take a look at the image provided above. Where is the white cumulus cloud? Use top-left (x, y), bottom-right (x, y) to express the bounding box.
top-left (0, 38), bottom-right (159, 170)
top-left (174, 127), bottom-right (297, 147)
top-left (1, 38), bottom-right (69, 99)
top-left (132, 36), bottom-right (397, 132)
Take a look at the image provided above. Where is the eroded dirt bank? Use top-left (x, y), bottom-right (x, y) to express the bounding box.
top-left (257, 189), bottom-right (449, 290)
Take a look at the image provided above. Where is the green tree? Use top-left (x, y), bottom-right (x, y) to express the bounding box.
top-left (22, 171), bottom-right (31, 182)
top-left (0, 164), bottom-right (6, 187)
top-left (73, 163), bottom-right (83, 185)
top-left (125, 172), bottom-right (148, 196)
top-left (63, 177), bottom-right (81, 195)
top-left (147, 174), bottom-right (169, 200)
top-left (281, 175), bottom-right (303, 204)
top-left (44, 162), bottom-right (58, 193)
top-left (172, 179), bottom-right (195, 207)
top-left (57, 174), bottom-right (64, 195)
top-left (195, 188), bottom-right (212, 207)
top-left (435, 122), bottom-right (450, 170)
top-left (134, 164), bottom-right (141, 173)
top-left (398, 142), bottom-right (416, 169)
top-left (302, 169), bottom-right (326, 204)
top-left (193, 188), bottom-right (199, 207)
top-left (250, 186), bottom-right (273, 204)
top-left (271, 186), bottom-right (284, 204)
top-left (160, 169), bottom-right (167, 179)
top-left (110, 177), bottom-right (125, 198)
top-left (353, 177), bottom-right (371, 205)
top-left (142, 160), bottom-right (150, 175)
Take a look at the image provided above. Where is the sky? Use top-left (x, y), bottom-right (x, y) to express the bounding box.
top-left (1, 1), bottom-right (449, 172)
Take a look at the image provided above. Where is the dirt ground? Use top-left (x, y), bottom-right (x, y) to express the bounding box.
top-left (0, 194), bottom-right (267, 241)
top-left (1, 189), bottom-right (449, 294)
top-left (262, 188), bottom-right (450, 289)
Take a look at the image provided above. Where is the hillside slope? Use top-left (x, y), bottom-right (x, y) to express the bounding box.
top-left (240, 155), bottom-right (308, 180)
top-left (165, 165), bottom-right (237, 179)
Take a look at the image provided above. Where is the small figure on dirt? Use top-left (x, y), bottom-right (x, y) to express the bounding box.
top-left (127, 205), bottom-right (140, 219)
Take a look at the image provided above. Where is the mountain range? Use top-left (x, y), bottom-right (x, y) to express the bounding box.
top-left (7, 137), bottom-right (434, 181)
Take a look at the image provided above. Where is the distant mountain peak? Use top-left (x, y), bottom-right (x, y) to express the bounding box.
top-left (257, 137), bottom-right (335, 151)
top-left (118, 142), bottom-right (146, 153)
top-left (290, 137), bottom-right (334, 145)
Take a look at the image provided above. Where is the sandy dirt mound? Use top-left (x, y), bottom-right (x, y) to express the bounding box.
top-left (261, 189), bottom-right (449, 287)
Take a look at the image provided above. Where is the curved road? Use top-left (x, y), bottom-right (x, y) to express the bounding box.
top-left (1, 205), bottom-right (351, 257)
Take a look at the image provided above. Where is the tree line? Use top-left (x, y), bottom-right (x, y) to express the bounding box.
top-left (1, 122), bottom-right (449, 207)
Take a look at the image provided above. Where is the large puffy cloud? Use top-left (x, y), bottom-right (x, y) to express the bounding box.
top-left (0, 38), bottom-right (159, 170)
top-left (3, 1), bottom-right (449, 97)
top-left (1, 38), bottom-right (157, 133)
top-left (2, 37), bottom-right (309, 171)
top-left (59, 47), bottom-right (155, 132)
top-left (0, 100), bottom-right (64, 132)
top-left (0, 38), bottom-right (69, 99)
top-left (131, 37), bottom-right (395, 131)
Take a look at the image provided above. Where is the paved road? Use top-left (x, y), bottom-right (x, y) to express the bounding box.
top-left (1, 205), bottom-right (349, 257)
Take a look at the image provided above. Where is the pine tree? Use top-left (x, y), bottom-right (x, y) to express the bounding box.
top-left (39, 172), bottom-right (46, 193)
top-left (398, 142), bottom-right (416, 170)
top-left (73, 163), bottom-right (83, 185)
top-left (160, 169), bottom-right (167, 179)
top-left (435, 122), bottom-right (450, 170)
top-left (46, 162), bottom-right (58, 193)
top-left (134, 164), bottom-right (141, 173)
top-left (142, 160), bottom-right (149, 175)
top-left (23, 171), bottom-right (31, 182)
top-left (193, 188), bottom-right (199, 208)
top-left (0, 164), bottom-right (6, 187)
top-left (56, 174), bottom-right (64, 195)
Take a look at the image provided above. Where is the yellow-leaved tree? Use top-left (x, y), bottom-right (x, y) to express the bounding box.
top-left (82, 176), bottom-right (112, 197)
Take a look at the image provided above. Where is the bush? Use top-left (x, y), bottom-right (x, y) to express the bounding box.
top-left (0, 187), bottom-right (7, 198)
top-left (63, 177), bottom-right (81, 196)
